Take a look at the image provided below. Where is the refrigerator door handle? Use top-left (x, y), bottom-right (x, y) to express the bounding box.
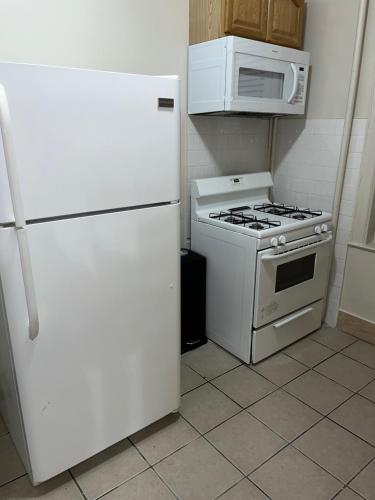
top-left (16, 229), bottom-right (39, 340)
top-left (0, 83), bottom-right (39, 340)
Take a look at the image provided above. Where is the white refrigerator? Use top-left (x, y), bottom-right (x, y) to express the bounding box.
top-left (0, 63), bottom-right (180, 484)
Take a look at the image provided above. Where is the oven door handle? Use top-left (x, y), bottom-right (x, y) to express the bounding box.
top-left (261, 233), bottom-right (333, 262)
top-left (273, 307), bottom-right (314, 329)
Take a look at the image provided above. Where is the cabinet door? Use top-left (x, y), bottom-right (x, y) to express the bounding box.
top-left (266, 0), bottom-right (305, 49)
top-left (224, 0), bottom-right (268, 41)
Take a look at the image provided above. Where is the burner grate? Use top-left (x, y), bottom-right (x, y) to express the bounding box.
top-left (209, 211), bottom-right (281, 230)
top-left (253, 203), bottom-right (322, 219)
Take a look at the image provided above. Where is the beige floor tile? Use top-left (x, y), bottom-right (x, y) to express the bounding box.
top-left (154, 437), bottom-right (242, 500)
top-left (0, 435), bottom-right (25, 487)
top-left (330, 395), bottom-right (375, 446)
top-left (342, 341), bottom-right (375, 369)
top-left (181, 363), bottom-right (205, 395)
top-left (0, 472), bottom-right (83, 499)
top-left (251, 352), bottom-right (308, 386)
top-left (293, 419), bottom-right (375, 483)
top-left (206, 411), bottom-right (286, 475)
top-left (284, 338), bottom-right (334, 367)
top-left (250, 446), bottom-right (342, 500)
top-left (248, 389), bottom-right (321, 442)
top-left (310, 327), bottom-right (357, 351)
top-left (284, 370), bottom-right (353, 415)
top-left (211, 366), bottom-right (276, 408)
top-left (130, 414), bottom-right (199, 465)
top-left (180, 384), bottom-right (241, 434)
top-left (331, 488), bottom-right (363, 500)
top-left (218, 478), bottom-right (268, 499)
top-left (349, 459), bottom-right (375, 500)
top-left (101, 469), bottom-right (175, 500)
top-left (182, 341), bottom-right (241, 380)
top-left (71, 439), bottom-right (148, 500)
top-left (314, 353), bottom-right (375, 391)
top-left (360, 380), bottom-right (375, 403)
top-left (0, 414), bottom-right (7, 437)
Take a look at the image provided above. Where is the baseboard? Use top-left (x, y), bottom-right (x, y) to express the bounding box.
top-left (337, 310), bottom-right (375, 345)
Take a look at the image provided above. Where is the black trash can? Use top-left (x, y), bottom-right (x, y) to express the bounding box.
top-left (180, 248), bottom-right (207, 353)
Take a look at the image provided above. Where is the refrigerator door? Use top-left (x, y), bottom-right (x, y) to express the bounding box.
top-left (0, 203), bottom-right (180, 483)
top-left (0, 63), bottom-right (180, 224)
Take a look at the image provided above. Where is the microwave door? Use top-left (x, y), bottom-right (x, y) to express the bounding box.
top-left (227, 54), bottom-right (300, 113)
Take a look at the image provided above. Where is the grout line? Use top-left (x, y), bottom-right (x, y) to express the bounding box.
top-left (151, 467), bottom-right (180, 500)
top-left (331, 486), bottom-right (367, 500)
top-left (342, 456), bottom-right (375, 494)
top-left (91, 467), bottom-right (153, 500)
top-left (214, 477), bottom-right (249, 500)
top-left (68, 470), bottom-right (87, 500)
top-left (282, 345), bottom-right (337, 370)
top-left (338, 349), bottom-right (375, 371)
top-left (288, 438), bottom-right (374, 488)
top-left (215, 476), bottom-right (272, 500)
top-left (0, 472), bottom-right (27, 490)
top-left (132, 431), bottom-right (201, 469)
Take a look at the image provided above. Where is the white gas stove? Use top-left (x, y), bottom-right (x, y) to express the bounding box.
top-left (191, 172), bottom-right (333, 363)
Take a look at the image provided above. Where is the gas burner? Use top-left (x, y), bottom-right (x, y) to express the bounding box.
top-left (224, 216), bottom-right (242, 224)
top-left (228, 206), bottom-right (251, 213)
top-left (249, 222), bottom-right (265, 230)
top-left (209, 211), bottom-right (281, 231)
top-left (264, 208), bottom-right (286, 216)
top-left (253, 203), bottom-right (322, 219)
top-left (290, 212), bottom-right (307, 220)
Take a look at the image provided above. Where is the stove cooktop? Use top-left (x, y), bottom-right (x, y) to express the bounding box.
top-left (209, 211), bottom-right (282, 231)
top-left (253, 203), bottom-right (323, 220)
top-left (208, 203), bottom-right (325, 232)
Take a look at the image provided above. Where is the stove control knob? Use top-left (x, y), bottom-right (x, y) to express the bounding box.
top-left (321, 224), bottom-right (328, 233)
top-left (270, 237), bottom-right (278, 248)
top-left (315, 225), bottom-right (322, 234)
top-left (278, 235), bottom-right (287, 245)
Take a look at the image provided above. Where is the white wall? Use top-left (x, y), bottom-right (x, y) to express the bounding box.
top-left (0, 0), bottom-right (189, 240)
top-left (341, 246), bottom-right (375, 324)
top-left (356, 0), bottom-right (375, 118)
top-left (303, 0), bottom-right (358, 119)
top-left (0, 0), bottom-right (188, 77)
top-left (302, 0), bottom-right (375, 119)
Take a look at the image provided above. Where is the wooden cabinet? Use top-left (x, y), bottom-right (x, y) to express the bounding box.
top-left (224, 0), bottom-right (268, 42)
top-left (189, 0), bottom-right (305, 49)
top-left (267, 0), bottom-right (305, 49)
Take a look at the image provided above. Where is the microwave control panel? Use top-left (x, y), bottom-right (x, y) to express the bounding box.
top-left (293, 66), bottom-right (307, 104)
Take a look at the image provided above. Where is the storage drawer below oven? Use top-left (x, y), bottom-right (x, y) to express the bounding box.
top-left (251, 300), bottom-right (324, 364)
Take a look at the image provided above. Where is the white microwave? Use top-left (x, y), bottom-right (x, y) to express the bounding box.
top-left (188, 36), bottom-right (310, 115)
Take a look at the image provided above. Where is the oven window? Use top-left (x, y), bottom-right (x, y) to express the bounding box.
top-left (275, 254), bottom-right (316, 292)
top-left (238, 68), bottom-right (284, 99)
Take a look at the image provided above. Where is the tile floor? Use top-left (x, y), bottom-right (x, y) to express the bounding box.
top-left (1, 327), bottom-right (375, 499)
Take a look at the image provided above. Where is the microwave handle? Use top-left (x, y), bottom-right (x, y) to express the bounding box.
top-left (261, 233), bottom-right (333, 262)
top-left (287, 63), bottom-right (298, 104)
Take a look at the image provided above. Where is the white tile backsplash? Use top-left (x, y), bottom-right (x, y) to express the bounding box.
top-left (186, 115), bottom-right (270, 239)
top-left (187, 116), bottom-right (269, 179)
top-left (274, 117), bottom-right (367, 327)
top-left (273, 118), bottom-right (344, 211)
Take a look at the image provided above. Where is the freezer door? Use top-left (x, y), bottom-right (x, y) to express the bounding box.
top-left (0, 63), bottom-right (180, 224)
top-left (0, 203), bottom-right (180, 483)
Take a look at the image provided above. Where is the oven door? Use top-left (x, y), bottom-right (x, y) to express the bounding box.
top-left (253, 233), bottom-right (333, 328)
top-left (228, 52), bottom-right (308, 114)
